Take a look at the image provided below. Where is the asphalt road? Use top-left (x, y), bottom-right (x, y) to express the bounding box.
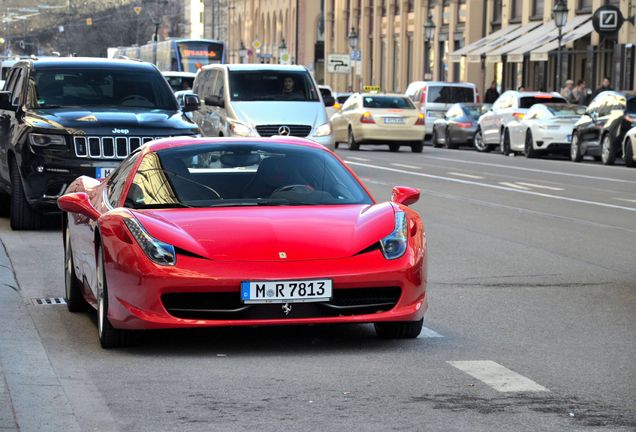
top-left (0, 145), bottom-right (635, 431)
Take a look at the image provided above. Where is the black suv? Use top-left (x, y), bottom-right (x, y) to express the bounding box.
top-left (0, 57), bottom-right (200, 230)
top-left (571, 91), bottom-right (636, 165)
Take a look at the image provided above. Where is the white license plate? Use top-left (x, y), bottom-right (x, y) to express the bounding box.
top-left (566, 134), bottom-right (572, 142)
top-left (241, 279), bottom-right (332, 304)
top-left (384, 117), bottom-right (405, 124)
top-left (96, 167), bottom-right (114, 180)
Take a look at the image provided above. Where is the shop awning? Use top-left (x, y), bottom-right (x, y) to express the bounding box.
top-left (530, 16), bottom-right (594, 62)
top-left (483, 21), bottom-right (543, 63)
top-left (448, 25), bottom-right (520, 63)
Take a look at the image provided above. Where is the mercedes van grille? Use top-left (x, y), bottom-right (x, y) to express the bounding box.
top-left (74, 136), bottom-right (165, 159)
top-left (255, 125), bottom-right (312, 138)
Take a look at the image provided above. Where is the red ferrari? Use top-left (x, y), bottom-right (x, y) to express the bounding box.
top-left (58, 137), bottom-right (427, 348)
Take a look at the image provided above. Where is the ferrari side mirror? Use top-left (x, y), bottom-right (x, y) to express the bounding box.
top-left (391, 186), bottom-right (420, 206)
top-left (58, 192), bottom-right (100, 221)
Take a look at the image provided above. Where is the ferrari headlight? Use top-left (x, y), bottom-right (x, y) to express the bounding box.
top-left (380, 211), bottom-right (408, 260)
top-left (229, 121), bottom-right (258, 137)
top-left (29, 133), bottom-right (66, 147)
top-left (124, 218), bottom-right (176, 266)
top-left (313, 122), bottom-right (332, 137)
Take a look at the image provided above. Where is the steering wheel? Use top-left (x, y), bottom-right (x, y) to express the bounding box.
top-left (163, 171), bottom-right (223, 200)
top-left (120, 95), bottom-right (152, 105)
top-left (271, 184), bottom-right (314, 195)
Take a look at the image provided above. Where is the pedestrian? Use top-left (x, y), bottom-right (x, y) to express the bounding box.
top-left (560, 79), bottom-right (575, 103)
top-left (590, 77), bottom-right (613, 101)
top-left (484, 80), bottom-right (500, 104)
top-left (572, 80), bottom-right (587, 105)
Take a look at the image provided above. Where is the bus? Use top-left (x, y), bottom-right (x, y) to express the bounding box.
top-left (113, 39), bottom-right (225, 73)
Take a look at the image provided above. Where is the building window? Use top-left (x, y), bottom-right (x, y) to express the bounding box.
top-left (407, 0), bottom-right (414, 13)
top-left (492, 0), bottom-right (502, 25)
top-left (380, 39), bottom-right (386, 90)
top-left (381, 0), bottom-right (387, 17)
top-left (442, 1), bottom-right (450, 26)
top-left (393, 38), bottom-right (400, 92)
top-left (578, 0), bottom-right (592, 11)
top-left (407, 35), bottom-right (413, 83)
top-left (394, 0), bottom-right (400, 15)
top-left (511, 0), bottom-right (522, 21)
top-left (458, 1), bottom-right (466, 23)
top-left (531, 0), bottom-right (544, 18)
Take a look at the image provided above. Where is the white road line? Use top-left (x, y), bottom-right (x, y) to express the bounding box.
top-left (345, 161), bottom-right (636, 213)
top-left (426, 156), bottom-right (636, 184)
top-left (448, 361), bottom-right (549, 393)
top-left (615, 198), bottom-right (636, 204)
top-left (347, 156), bottom-right (371, 162)
top-left (391, 163), bottom-right (420, 169)
top-left (515, 182), bottom-right (564, 191)
top-left (499, 182), bottom-right (530, 190)
top-left (360, 177), bottom-right (389, 186)
top-left (447, 172), bottom-right (484, 179)
top-left (419, 327), bottom-right (444, 338)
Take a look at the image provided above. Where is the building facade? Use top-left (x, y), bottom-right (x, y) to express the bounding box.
top-left (204, 0), bottom-right (228, 41)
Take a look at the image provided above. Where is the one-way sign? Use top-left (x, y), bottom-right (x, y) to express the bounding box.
top-left (327, 54), bottom-right (351, 74)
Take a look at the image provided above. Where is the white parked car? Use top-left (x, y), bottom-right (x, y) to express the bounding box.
top-left (476, 91), bottom-right (566, 154)
top-left (622, 126), bottom-right (636, 168)
top-left (162, 71), bottom-right (196, 92)
top-left (506, 104), bottom-right (585, 158)
top-left (331, 93), bottom-right (425, 152)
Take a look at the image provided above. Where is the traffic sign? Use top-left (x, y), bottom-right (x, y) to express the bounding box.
top-left (133, 6), bottom-right (142, 15)
top-left (327, 53), bottom-right (351, 74)
top-left (252, 40), bottom-right (262, 50)
top-left (350, 49), bottom-right (361, 61)
top-left (280, 52), bottom-right (291, 65)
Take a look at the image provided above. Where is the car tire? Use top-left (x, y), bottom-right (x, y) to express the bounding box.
top-left (625, 138), bottom-right (635, 168)
top-left (570, 133), bottom-right (583, 162)
top-left (0, 192), bottom-right (9, 217)
top-left (411, 141), bottom-right (424, 153)
top-left (601, 133), bottom-right (616, 166)
top-left (473, 129), bottom-right (490, 152)
top-left (374, 318), bottom-right (423, 339)
top-left (389, 143), bottom-right (400, 152)
top-left (97, 246), bottom-right (139, 348)
top-left (64, 226), bottom-right (87, 312)
top-left (348, 128), bottom-right (359, 151)
top-left (334, 142), bottom-right (339, 149)
top-left (432, 130), bottom-right (442, 148)
top-left (524, 130), bottom-right (538, 158)
top-left (10, 159), bottom-right (41, 231)
top-left (500, 129), bottom-right (512, 156)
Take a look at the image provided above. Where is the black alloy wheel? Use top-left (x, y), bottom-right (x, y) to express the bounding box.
top-left (570, 133), bottom-right (583, 162)
top-left (348, 127), bottom-right (360, 151)
top-left (411, 141), bottom-right (424, 153)
top-left (473, 129), bottom-right (490, 152)
top-left (525, 130), bottom-right (538, 158)
top-left (64, 226), bottom-right (87, 312)
top-left (10, 159), bottom-right (41, 231)
top-left (389, 143), bottom-right (400, 152)
top-left (601, 133), bottom-right (616, 165)
top-left (500, 129), bottom-right (512, 156)
top-left (625, 138), bottom-right (635, 168)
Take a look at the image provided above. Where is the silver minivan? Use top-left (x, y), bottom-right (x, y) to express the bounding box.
top-left (405, 81), bottom-right (478, 140)
top-left (192, 64), bottom-right (335, 149)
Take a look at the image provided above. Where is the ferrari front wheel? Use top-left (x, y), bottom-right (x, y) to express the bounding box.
top-left (374, 318), bottom-right (423, 339)
top-left (97, 246), bottom-right (138, 348)
top-left (64, 227), bottom-right (87, 312)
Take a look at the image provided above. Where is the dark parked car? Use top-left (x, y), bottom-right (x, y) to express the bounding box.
top-left (432, 103), bottom-right (482, 149)
top-left (571, 91), bottom-right (636, 165)
top-left (0, 57), bottom-right (200, 230)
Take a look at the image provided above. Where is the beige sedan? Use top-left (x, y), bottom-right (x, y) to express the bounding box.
top-left (331, 93), bottom-right (426, 152)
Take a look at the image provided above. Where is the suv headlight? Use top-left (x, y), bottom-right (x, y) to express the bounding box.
top-left (380, 211), bottom-right (408, 260)
top-left (314, 122), bottom-right (332, 137)
top-left (229, 121), bottom-right (258, 137)
top-left (29, 133), bottom-right (66, 148)
top-left (124, 217), bottom-right (176, 266)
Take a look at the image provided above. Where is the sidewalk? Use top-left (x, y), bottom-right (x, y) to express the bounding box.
top-left (0, 239), bottom-right (81, 432)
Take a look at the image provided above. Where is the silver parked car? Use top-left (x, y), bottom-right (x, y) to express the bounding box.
top-left (475, 91), bottom-right (566, 154)
top-left (506, 104), bottom-right (585, 158)
top-left (191, 64), bottom-right (334, 149)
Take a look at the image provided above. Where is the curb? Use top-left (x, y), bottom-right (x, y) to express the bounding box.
top-left (0, 238), bottom-right (81, 432)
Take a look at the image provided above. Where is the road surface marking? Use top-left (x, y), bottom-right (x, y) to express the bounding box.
top-left (448, 361), bottom-right (549, 392)
top-left (347, 156), bottom-right (371, 162)
top-left (345, 161), bottom-right (636, 213)
top-left (499, 182), bottom-right (530, 190)
top-left (425, 156), bottom-right (636, 184)
top-left (360, 177), bottom-right (389, 186)
top-left (615, 198), bottom-right (636, 204)
top-left (419, 327), bottom-right (444, 338)
top-left (515, 182), bottom-right (564, 191)
top-left (448, 172), bottom-right (484, 179)
top-left (391, 163), bottom-right (420, 169)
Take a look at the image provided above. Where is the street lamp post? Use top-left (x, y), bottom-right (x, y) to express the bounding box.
top-left (347, 27), bottom-right (358, 91)
top-left (239, 41), bottom-right (247, 64)
top-left (553, 0), bottom-right (568, 92)
top-left (423, 13), bottom-right (436, 79)
top-left (278, 38), bottom-right (287, 64)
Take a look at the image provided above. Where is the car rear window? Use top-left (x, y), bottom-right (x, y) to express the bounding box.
top-left (337, 95), bottom-right (351, 104)
top-left (546, 105), bottom-right (586, 117)
top-left (427, 86), bottom-right (475, 104)
top-left (362, 96), bottom-right (414, 109)
top-left (519, 96), bottom-right (566, 109)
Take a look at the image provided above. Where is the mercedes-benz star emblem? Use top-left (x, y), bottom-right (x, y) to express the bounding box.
top-left (282, 303), bottom-right (292, 315)
top-left (278, 125), bottom-right (291, 136)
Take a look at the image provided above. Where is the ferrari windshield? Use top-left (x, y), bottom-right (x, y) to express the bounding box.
top-left (125, 143), bottom-right (373, 209)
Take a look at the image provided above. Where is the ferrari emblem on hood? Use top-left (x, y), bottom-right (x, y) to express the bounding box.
top-left (279, 252), bottom-right (287, 259)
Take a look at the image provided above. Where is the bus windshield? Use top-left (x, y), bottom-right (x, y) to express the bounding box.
top-left (177, 41), bottom-right (224, 73)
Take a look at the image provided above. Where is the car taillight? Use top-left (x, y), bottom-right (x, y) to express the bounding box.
top-left (476, 92), bottom-right (480, 103)
top-left (360, 111), bottom-right (375, 124)
top-left (415, 113), bottom-right (425, 125)
top-left (457, 121), bottom-right (473, 128)
top-left (419, 87), bottom-right (427, 105)
top-left (512, 112), bottom-right (525, 121)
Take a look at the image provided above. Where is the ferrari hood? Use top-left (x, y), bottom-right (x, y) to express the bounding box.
top-left (133, 203), bottom-right (395, 262)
